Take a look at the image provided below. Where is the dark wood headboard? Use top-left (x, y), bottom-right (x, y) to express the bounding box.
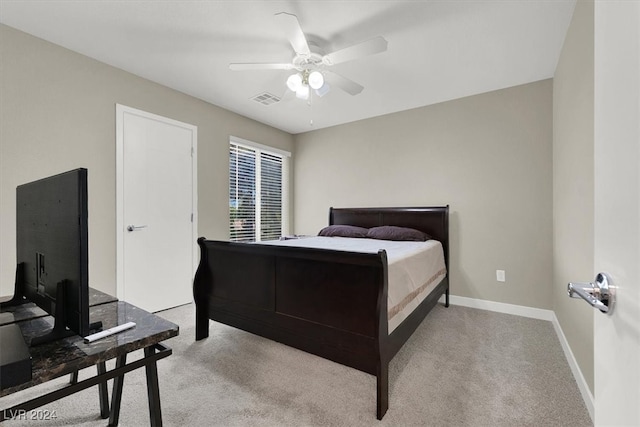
top-left (329, 206), bottom-right (449, 269)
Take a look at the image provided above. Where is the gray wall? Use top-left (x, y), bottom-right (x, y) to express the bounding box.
top-left (553, 0), bottom-right (594, 394)
top-left (0, 24), bottom-right (294, 297)
top-left (293, 80), bottom-right (554, 309)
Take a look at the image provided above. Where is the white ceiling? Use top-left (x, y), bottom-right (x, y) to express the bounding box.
top-left (0, 0), bottom-right (576, 134)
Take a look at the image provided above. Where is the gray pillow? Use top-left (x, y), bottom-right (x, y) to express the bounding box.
top-left (366, 226), bottom-right (430, 242)
top-left (318, 225), bottom-right (369, 238)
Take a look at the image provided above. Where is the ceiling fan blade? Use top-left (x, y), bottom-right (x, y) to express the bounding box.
top-left (322, 36), bottom-right (388, 66)
top-left (229, 63), bottom-right (294, 71)
top-left (324, 71), bottom-right (364, 96)
top-left (275, 12), bottom-right (310, 56)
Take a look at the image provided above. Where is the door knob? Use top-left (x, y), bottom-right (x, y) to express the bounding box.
top-left (567, 272), bottom-right (615, 315)
top-left (126, 225), bottom-right (148, 232)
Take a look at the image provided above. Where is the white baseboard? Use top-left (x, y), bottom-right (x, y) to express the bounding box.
top-left (551, 313), bottom-right (595, 422)
top-left (439, 294), bottom-right (594, 421)
top-left (439, 294), bottom-right (554, 320)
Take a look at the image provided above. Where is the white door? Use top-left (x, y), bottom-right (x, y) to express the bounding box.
top-left (593, 2), bottom-right (640, 426)
top-left (116, 105), bottom-right (197, 313)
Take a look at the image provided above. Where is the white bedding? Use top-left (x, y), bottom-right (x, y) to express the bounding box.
top-left (260, 236), bottom-right (447, 333)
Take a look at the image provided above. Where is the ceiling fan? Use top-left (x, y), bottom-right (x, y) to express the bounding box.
top-left (229, 12), bottom-right (388, 99)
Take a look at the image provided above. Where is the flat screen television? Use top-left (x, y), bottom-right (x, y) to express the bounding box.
top-left (1, 168), bottom-right (96, 345)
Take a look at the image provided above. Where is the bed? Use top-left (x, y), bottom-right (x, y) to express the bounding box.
top-left (193, 206), bottom-right (450, 419)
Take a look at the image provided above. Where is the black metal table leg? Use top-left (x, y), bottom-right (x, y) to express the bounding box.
top-left (108, 354), bottom-right (127, 427)
top-left (144, 346), bottom-right (163, 426)
top-left (97, 361), bottom-right (109, 418)
top-left (69, 371), bottom-right (78, 384)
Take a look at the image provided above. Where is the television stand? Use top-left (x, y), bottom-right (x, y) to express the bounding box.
top-left (0, 263), bottom-right (26, 309)
top-left (30, 281), bottom-right (103, 346)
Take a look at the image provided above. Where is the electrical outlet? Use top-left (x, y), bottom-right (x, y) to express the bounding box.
top-left (496, 270), bottom-right (506, 282)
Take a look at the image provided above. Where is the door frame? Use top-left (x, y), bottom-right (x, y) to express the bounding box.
top-left (115, 104), bottom-right (198, 302)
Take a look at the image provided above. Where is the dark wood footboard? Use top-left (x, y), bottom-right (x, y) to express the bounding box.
top-left (193, 206), bottom-right (449, 420)
top-left (194, 239), bottom-right (389, 376)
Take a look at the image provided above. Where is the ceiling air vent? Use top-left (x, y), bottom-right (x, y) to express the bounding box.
top-left (251, 92), bottom-right (281, 106)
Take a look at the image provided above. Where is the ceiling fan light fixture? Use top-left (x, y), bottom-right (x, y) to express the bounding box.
top-left (308, 71), bottom-right (324, 90)
top-left (296, 85), bottom-right (310, 100)
top-left (286, 73), bottom-right (303, 91)
top-left (230, 13), bottom-right (388, 104)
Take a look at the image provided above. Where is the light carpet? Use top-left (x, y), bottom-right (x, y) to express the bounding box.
top-left (1, 303), bottom-right (592, 426)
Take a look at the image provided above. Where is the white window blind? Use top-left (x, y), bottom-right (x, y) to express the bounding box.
top-left (229, 141), bottom-right (284, 242)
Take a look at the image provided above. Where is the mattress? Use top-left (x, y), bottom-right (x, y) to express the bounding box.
top-left (260, 236), bottom-right (447, 333)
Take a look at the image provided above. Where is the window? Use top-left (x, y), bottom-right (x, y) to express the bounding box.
top-left (229, 138), bottom-right (289, 242)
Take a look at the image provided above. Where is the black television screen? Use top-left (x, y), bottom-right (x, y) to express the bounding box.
top-left (15, 168), bottom-right (91, 343)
